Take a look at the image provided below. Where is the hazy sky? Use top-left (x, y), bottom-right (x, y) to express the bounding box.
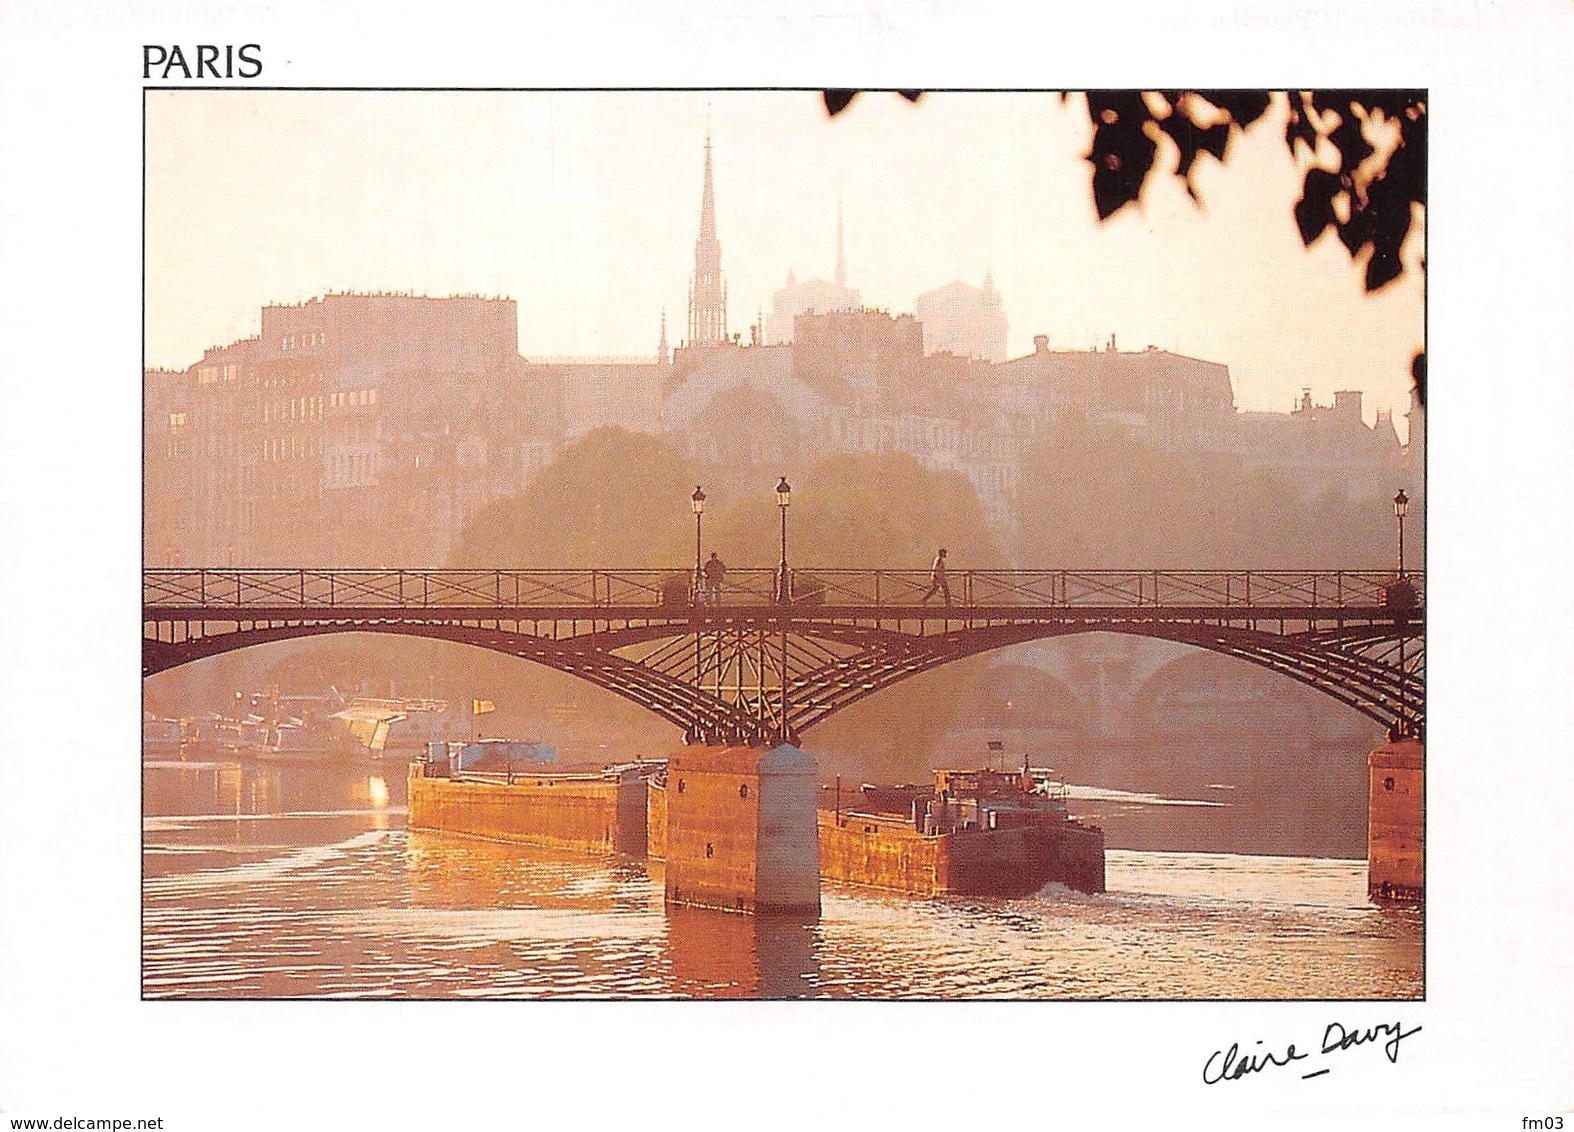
top-left (146, 89), bottom-right (1424, 429)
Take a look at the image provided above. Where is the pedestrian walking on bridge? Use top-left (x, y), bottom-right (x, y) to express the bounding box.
top-left (702, 552), bottom-right (726, 604)
top-left (921, 547), bottom-right (952, 606)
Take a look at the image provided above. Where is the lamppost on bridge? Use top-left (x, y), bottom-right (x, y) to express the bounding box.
top-left (691, 485), bottom-right (706, 605)
top-left (1393, 487), bottom-right (1411, 738)
top-left (1393, 488), bottom-right (1409, 577)
top-left (775, 475), bottom-right (792, 604)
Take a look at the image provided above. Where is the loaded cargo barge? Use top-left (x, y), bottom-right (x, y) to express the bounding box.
top-left (409, 746), bottom-right (1104, 903)
top-left (819, 768), bottom-right (1106, 897)
top-left (407, 745), bottom-right (652, 855)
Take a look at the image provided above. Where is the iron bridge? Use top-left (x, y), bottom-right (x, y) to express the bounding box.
top-left (144, 567), bottom-right (1424, 745)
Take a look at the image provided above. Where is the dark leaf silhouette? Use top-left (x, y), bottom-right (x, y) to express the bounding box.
top-left (1361, 172), bottom-right (1413, 291)
top-left (1284, 95), bottom-right (1320, 156)
top-left (823, 90), bottom-right (857, 117)
top-left (1086, 93), bottom-right (1158, 219)
top-left (1074, 90), bottom-right (1425, 298)
top-left (817, 89), bottom-right (1424, 394)
top-left (1358, 89), bottom-right (1425, 119)
top-left (1309, 90), bottom-right (1350, 117)
top-left (1328, 112), bottom-right (1375, 176)
top-left (1194, 90), bottom-right (1271, 128)
top-left (822, 89), bottom-right (925, 117)
top-left (1295, 168), bottom-right (1342, 246)
top-left (1157, 113), bottom-right (1231, 197)
top-left (1411, 352), bottom-right (1426, 407)
top-left (1385, 109), bottom-right (1426, 207)
top-left (1086, 91), bottom-right (1152, 126)
top-left (1336, 194), bottom-right (1378, 257)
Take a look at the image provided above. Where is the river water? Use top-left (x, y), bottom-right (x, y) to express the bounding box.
top-left (141, 758), bottom-right (1422, 1000)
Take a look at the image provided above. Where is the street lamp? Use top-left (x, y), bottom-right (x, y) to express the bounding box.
top-left (775, 475), bottom-right (792, 603)
top-left (691, 485), bottom-right (706, 604)
top-left (1393, 487), bottom-right (1411, 738)
top-left (1393, 488), bottom-right (1409, 577)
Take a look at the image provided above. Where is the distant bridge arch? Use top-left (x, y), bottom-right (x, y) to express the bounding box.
top-left (144, 567), bottom-right (1424, 744)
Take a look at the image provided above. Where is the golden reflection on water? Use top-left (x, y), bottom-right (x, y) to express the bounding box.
top-left (142, 760), bottom-right (1423, 1000)
top-left (664, 901), bottom-right (820, 999)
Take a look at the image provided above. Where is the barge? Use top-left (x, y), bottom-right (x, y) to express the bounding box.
top-left (411, 746), bottom-right (1104, 905)
top-left (819, 767), bottom-right (1106, 897)
top-left (407, 748), bottom-right (652, 855)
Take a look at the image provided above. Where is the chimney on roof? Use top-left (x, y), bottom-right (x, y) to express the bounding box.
top-left (1033, 334), bottom-right (1049, 355)
top-left (1333, 390), bottom-right (1363, 418)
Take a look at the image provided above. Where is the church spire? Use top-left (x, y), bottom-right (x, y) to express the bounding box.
top-left (688, 129), bottom-right (727, 346)
top-left (699, 131), bottom-right (717, 240)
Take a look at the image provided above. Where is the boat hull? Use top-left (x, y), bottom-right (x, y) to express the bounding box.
top-left (818, 811), bottom-right (1105, 898)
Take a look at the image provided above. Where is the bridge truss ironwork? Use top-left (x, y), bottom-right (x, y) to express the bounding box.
top-left (144, 567), bottom-right (1425, 744)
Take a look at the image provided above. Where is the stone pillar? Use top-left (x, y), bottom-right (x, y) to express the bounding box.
top-left (1368, 738), bottom-right (1423, 903)
top-left (661, 743), bottom-right (820, 914)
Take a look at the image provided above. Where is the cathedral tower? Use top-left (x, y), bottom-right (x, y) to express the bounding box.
top-left (687, 132), bottom-right (728, 347)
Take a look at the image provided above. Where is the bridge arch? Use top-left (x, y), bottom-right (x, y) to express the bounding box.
top-left (144, 614), bottom-right (1422, 744)
top-left (145, 622), bottom-right (777, 744)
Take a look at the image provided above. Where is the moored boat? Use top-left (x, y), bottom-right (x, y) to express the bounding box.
top-left (141, 715), bottom-right (188, 756)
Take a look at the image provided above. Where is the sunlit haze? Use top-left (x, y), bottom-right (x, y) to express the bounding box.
top-left (145, 89), bottom-right (1423, 433)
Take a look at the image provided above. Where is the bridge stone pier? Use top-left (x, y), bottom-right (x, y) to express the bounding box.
top-left (651, 744), bottom-right (820, 914)
top-left (1368, 737), bottom-right (1424, 902)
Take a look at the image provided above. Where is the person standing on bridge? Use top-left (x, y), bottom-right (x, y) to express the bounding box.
top-left (702, 552), bottom-right (726, 604)
top-left (921, 547), bottom-right (952, 606)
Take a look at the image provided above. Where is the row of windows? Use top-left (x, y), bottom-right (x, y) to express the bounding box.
top-left (331, 388), bottom-right (379, 409)
top-left (281, 331), bottom-right (326, 350)
top-left (158, 432), bottom-right (248, 460)
top-left (196, 363), bottom-right (239, 385)
top-left (262, 436), bottom-right (315, 462)
top-left (260, 369), bottom-right (323, 390)
top-left (261, 397), bottom-right (328, 424)
top-left (326, 451), bottom-right (379, 487)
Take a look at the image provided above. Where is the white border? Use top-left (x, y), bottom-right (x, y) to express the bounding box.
top-left (2, 1), bottom-right (1572, 1126)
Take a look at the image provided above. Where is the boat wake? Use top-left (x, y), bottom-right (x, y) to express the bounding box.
top-left (1025, 880), bottom-right (1106, 904)
top-left (143, 828), bottom-right (395, 894)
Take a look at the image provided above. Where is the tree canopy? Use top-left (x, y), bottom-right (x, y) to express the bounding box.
top-left (702, 450), bottom-right (1004, 571)
top-left (1013, 418), bottom-right (1412, 569)
top-left (824, 88), bottom-right (1427, 401)
top-left (450, 430), bottom-right (1003, 571)
top-left (448, 426), bottom-right (699, 568)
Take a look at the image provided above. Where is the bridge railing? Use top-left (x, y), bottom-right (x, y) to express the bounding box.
top-left (144, 568), bottom-right (1422, 612)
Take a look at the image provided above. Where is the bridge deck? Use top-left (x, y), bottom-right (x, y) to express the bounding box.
top-left (143, 568), bottom-right (1424, 738)
top-left (144, 567), bottom-right (1423, 615)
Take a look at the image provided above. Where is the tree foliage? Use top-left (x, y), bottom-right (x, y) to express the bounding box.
top-left (1082, 90), bottom-right (1425, 295)
top-left (448, 426), bottom-right (699, 567)
top-left (824, 88), bottom-right (1427, 400)
top-left (1014, 418), bottom-right (1415, 569)
top-left (452, 429), bottom-right (1004, 571)
top-left (824, 88), bottom-right (1425, 293)
top-left (703, 450), bottom-right (1004, 570)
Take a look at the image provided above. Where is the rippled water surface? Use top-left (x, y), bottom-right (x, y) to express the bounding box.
top-left (142, 760), bottom-right (1422, 1000)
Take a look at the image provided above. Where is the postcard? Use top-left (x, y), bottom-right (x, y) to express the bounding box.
top-left (2, 1), bottom-right (1570, 1127)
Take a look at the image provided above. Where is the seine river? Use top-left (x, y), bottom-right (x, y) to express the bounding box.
top-left (142, 758), bottom-right (1422, 1000)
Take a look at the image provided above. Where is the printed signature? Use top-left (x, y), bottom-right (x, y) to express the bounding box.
top-left (1202, 1020), bottom-right (1423, 1084)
